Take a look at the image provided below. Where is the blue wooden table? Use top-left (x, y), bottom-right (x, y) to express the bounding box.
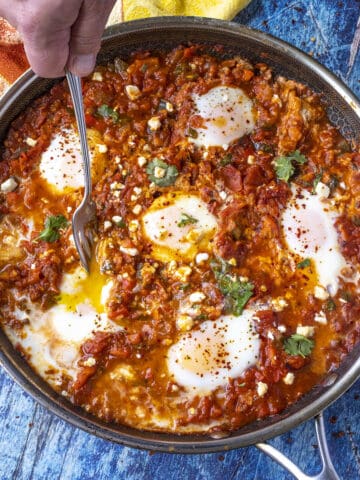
top-left (1, 1), bottom-right (360, 478)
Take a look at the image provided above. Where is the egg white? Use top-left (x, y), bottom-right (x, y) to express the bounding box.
top-left (39, 128), bottom-right (106, 193)
top-left (167, 309), bottom-right (260, 395)
top-left (281, 187), bottom-right (347, 295)
top-left (141, 192), bottom-right (217, 262)
top-left (5, 267), bottom-right (118, 385)
top-left (190, 86), bottom-right (255, 148)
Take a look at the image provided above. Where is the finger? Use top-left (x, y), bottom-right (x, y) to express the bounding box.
top-left (15, 1), bottom-right (83, 78)
top-left (67, 0), bottom-right (116, 77)
top-left (22, 28), bottom-right (70, 78)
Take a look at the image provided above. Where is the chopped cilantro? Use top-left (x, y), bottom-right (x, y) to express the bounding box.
top-left (146, 158), bottom-right (179, 187)
top-left (296, 258), bottom-right (311, 269)
top-left (312, 169), bottom-right (323, 194)
top-left (352, 216), bottom-right (360, 227)
top-left (211, 257), bottom-right (254, 316)
top-left (325, 298), bottom-right (336, 311)
top-left (220, 154), bottom-right (233, 166)
top-left (327, 175), bottom-right (339, 193)
top-left (283, 334), bottom-right (314, 357)
top-left (341, 291), bottom-right (352, 302)
top-left (179, 283), bottom-right (190, 291)
top-left (274, 150), bottom-right (307, 182)
top-left (36, 215), bottom-right (68, 243)
top-left (177, 213), bottom-right (198, 227)
top-left (97, 104), bottom-right (119, 123)
top-left (187, 127), bottom-right (198, 139)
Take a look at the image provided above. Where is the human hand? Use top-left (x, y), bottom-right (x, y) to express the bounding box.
top-left (0, 0), bottom-right (116, 78)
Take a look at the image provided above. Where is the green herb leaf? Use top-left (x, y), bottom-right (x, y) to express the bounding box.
top-left (36, 215), bottom-right (68, 243)
top-left (296, 258), bottom-right (311, 269)
top-left (211, 257), bottom-right (254, 316)
top-left (179, 283), bottom-right (190, 291)
top-left (325, 298), bottom-right (336, 311)
top-left (97, 104), bottom-right (119, 123)
top-left (146, 158), bottom-right (179, 187)
top-left (327, 175), bottom-right (339, 193)
top-left (178, 213), bottom-right (198, 227)
top-left (283, 334), bottom-right (314, 357)
top-left (187, 127), bottom-right (198, 139)
top-left (312, 169), bottom-right (323, 194)
top-left (220, 154), bottom-right (233, 166)
top-left (274, 150), bottom-right (307, 182)
top-left (352, 216), bottom-right (360, 227)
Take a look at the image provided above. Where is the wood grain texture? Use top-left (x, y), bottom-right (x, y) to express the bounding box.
top-left (1, 0), bottom-right (360, 478)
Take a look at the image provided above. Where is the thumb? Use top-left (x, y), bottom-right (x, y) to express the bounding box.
top-left (67, 0), bottom-right (116, 77)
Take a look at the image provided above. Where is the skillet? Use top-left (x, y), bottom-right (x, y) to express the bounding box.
top-left (0, 16), bottom-right (359, 478)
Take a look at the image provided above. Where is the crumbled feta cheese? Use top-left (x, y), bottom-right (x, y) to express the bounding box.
top-left (219, 191), bottom-right (227, 200)
top-left (148, 116), bottom-right (161, 131)
top-left (267, 331), bottom-right (275, 340)
top-left (119, 245), bottom-right (139, 257)
top-left (278, 325), bottom-right (286, 333)
top-left (25, 137), bottom-right (37, 147)
top-left (66, 206), bottom-right (72, 213)
top-left (174, 266), bottom-right (192, 282)
top-left (296, 325), bottom-right (315, 337)
top-left (176, 314), bottom-right (194, 332)
top-left (110, 181), bottom-right (124, 190)
top-left (239, 276), bottom-right (249, 282)
top-left (195, 252), bottom-right (209, 265)
top-left (283, 372), bottom-right (295, 385)
top-left (128, 220), bottom-right (139, 232)
top-left (165, 102), bottom-right (174, 112)
top-left (125, 85), bottom-right (141, 100)
top-left (103, 221), bottom-right (112, 231)
top-left (0, 177), bottom-right (18, 193)
top-left (315, 181), bottom-right (330, 199)
top-left (132, 204), bottom-right (142, 215)
top-left (271, 297), bottom-right (288, 312)
top-left (189, 291), bottom-right (206, 303)
top-left (154, 166), bottom-right (166, 178)
top-left (203, 150), bottom-right (209, 159)
top-left (168, 260), bottom-right (177, 271)
top-left (137, 156), bottom-right (147, 167)
top-left (257, 381), bottom-right (268, 397)
top-left (339, 181), bottom-right (346, 190)
top-left (222, 143), bottom-right (229, 151)
top-left (97, 144), bottom-right (108, 153)
top-left (92, 72), bottom-right (103, 81)
top-left (247, 155), bottom-right (255, 165)
top-left (133, 187), bottom-right (142, 195)
top-left (314, 311), bottom-right (327, 325)
top-left (110, 365), bottom-right (135, 380)
top-left (83, 357), bottom-right (96, 367)
top-left (314, 285), bottom-right (329, 300)
top-left (115, 155), bottom-right (121, 164)
top-left (112, 215), bottom-right (123, 226)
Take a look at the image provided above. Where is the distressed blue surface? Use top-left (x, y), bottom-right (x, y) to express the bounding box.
top-left (1, 1), bottom-right (360, 479)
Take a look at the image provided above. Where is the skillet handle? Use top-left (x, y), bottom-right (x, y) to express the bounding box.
top-left (256, 413), bottom-right (340, 480)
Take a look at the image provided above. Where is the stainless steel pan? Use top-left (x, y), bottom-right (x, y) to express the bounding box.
top-left (0, 17), bottom-right (359, 479)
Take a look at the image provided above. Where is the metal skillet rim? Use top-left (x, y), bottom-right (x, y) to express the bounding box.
top-left (1, 16), bottom-right (360, 454)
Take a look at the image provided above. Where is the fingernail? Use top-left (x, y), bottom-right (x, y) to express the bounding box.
top-left (71, 53), bottom-right (96, 76)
